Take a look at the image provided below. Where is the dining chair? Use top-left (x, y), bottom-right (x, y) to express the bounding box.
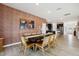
top-left (48, 34), bottom-right (57, 48)
top-left (35, 36), bottom-right (50, 55)
top-left (21, 36), bottom-right (34, 55)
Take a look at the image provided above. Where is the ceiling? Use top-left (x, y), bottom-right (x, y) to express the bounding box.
top-left (3, 3), bottom-right (79, 22)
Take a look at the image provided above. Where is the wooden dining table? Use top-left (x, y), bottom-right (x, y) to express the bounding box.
top-left (23, 33), bottom-right (53, 50)
top-left (24, 33), bottom-right (53, 38)
top-left (24, 33), bottom-right (53, 43)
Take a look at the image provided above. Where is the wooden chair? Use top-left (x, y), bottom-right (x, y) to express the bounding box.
top-left (48, 34), bottom-right (57, 48)
top-left (35, 36), bottom-right (50, 55)
top-left (21, 36), bottom-right (34, 55)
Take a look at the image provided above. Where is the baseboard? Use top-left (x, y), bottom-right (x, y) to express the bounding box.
top-left (3, 42), bottom-right (21, 47)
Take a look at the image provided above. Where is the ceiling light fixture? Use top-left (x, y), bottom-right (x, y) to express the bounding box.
top-left (35, 3), bottom-right (39, 6)
top-left (48, 10), bottom-right (51, 14)
top-left (60, 18), bottom-right (63, 20)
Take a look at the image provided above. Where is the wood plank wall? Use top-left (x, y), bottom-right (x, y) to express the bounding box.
top-left (0, 4), bottom-right (47, 45)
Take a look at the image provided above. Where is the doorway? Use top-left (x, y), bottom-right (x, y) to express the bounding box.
top-left (57, 23), bottom-right (64, 35)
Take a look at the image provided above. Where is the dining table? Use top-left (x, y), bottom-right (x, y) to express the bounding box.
top-left (24, 33), bottom-right (53, 42)
top-left (23, 33), bottom-right (53, 51)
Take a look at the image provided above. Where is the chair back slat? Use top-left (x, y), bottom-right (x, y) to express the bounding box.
top-left (42, 36), bottom-right (51, 47)
top-left (21, 36), bottom-right (27, 47)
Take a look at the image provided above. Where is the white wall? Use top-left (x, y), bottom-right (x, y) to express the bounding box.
top-left (52, 23), bottom-right (57, 31)
top-left (41, 23), bottom-right (47, 34)
top-left (48, 17), bottom-right (78, 36)
top-left (51, 20), bottom-right (77, 36)
top-left (64, 21), bottom-right (77, 35)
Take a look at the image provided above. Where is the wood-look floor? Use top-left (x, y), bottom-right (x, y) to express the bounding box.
top-left (0, 35), bottom-right (79, 56)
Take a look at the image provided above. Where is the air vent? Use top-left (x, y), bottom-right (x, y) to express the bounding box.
top-left (56, 8), bottom-right (62, 11)
top-left (64, 13), bottom-right (71, 16)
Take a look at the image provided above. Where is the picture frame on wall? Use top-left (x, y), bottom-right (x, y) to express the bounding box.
top-left (20, 19), bottom-right (27, 29)
top-left (19, 19), bottom-right (35, 29)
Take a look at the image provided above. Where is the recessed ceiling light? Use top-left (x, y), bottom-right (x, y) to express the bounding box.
top-left (35, 3), bottom-right (39, 6)
top-left (60, 18), bottom-right (63, 20)
top-left (48, 10), bottom-right (51, 14)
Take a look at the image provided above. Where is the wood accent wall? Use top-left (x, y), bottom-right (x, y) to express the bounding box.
top-left (0, 4), bottom-right (47, 45)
